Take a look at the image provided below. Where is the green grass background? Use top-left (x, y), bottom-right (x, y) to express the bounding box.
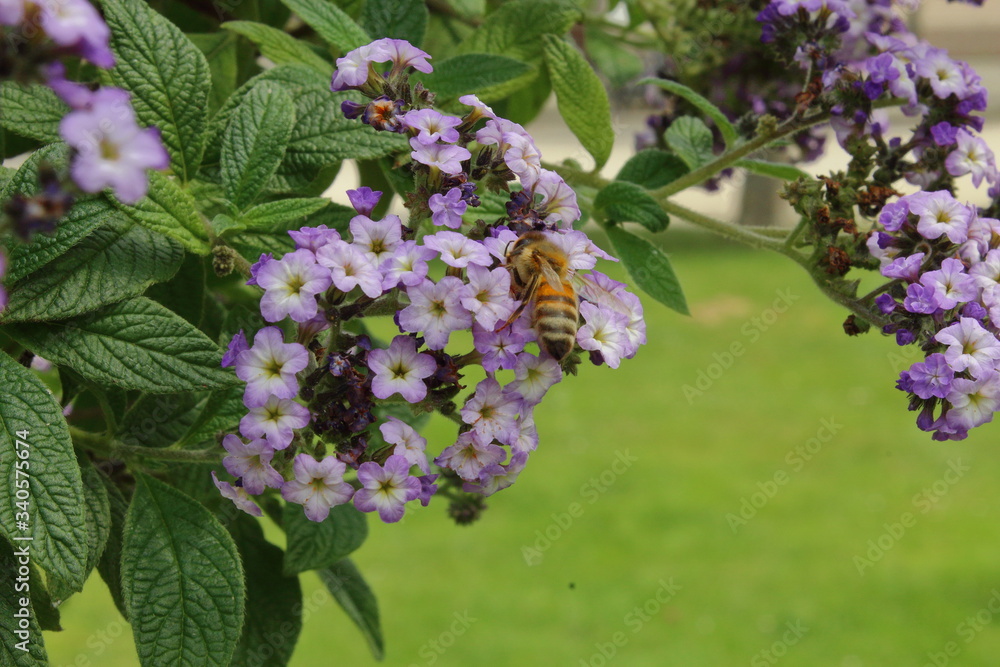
top-left (44, 230), bottom-right (1000, 666)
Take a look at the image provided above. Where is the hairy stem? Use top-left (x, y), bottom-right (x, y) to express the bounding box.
top-left (71, 427), bottom-right (221, 463)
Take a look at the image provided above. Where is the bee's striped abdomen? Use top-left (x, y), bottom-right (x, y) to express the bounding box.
top-left (534, 283), bottom-right (578, 361)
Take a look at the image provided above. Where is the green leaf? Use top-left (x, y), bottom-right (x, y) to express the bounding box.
top-left (0, 353), bottom-right (88, 591)
top-left (174, 385), bottom-right (246, 448)
top-left (187, 32), bottom-right (240, 114)
top-left (222, 20), bottom-right (332, 75)
top-left (0, 537), bottom-right (48, 664)
top-left (317, 559), bottom-right (383, 660)
top-left (0, 166), bottom-right (13, 191)
top-left (113, 172), bottom-right (211, 254)
top-left (279, 0), bottom-right (370, 51)
top-left (419, 54), bottom-right (533, 100)
top-left (118, 393), bottom-right (202, 449)
top-left (584, 26), bottom-right (643, 87)
top-left (102, 0), bottom-right (212, 181)
top-left (616, 149), bottom-right (690, 190)
top-left (606, 226), bottom-right (689, 315)
top-left (222, 83), bottom-right (296, 209)
top-left (48, 457), bottom-right (112, 604)
top-left (241, 197), bottom-right (332, 229)
top-left (29, 562), bottom-right (61, 631)
top-left (5, 199), bottom-right (111, 285)
top-left (122, 474), bottom-right (245, 667)
top-left (145, 253), bottom-right (207, 328)
top-left (542, 34), bottom-right (613, 170)
top-left (2, 218), bottom-right (184, 323)
top-left (283, 502), bottom-right (367, 575)
top-left (229, 516), bottom-right (302, 667)
top-left (595, 181), bottom-right (669, 233)
top-left (97, 473), bottom-right (130, 620)
top-left (639, 77), bottom-right (737, 148)
top-left (736, 158), bottom-right (810, 181)
top-left (459, 0), bottom-right (580, 62)
top-left (361, 0), bottom-right (428, 45)
top-left (284, 89), bottom-right (408, 171)
top-left (231, 199), bottom-right (353, 258)
top-left (665, 116), bottom-right (715, 170)
top-left (0, 82), bottom-right (68, 143)
top-left (6, 297), bottom-right (238, 393)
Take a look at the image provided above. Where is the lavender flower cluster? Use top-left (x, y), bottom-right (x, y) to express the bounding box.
top-left (1, 0), bottom-right (168, 309)
top-left (214, 39), bottom-right (646, 524)
top-left (869, 191), bottom-right (1000, 440)
top-left (759, 0), bottom-right (996, 194)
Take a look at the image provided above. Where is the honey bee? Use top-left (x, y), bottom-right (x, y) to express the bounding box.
top-left (504, 231), bottom-right (579, 362)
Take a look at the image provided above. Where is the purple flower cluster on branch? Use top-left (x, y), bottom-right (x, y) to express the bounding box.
top-left (215, 39), bottom-right (647, 525)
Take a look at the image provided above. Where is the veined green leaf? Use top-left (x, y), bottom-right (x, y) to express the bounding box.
top-left (543, 34), bottom-right (613, 170)
top-left (418, 54), bottom-right (533, 101)
top-left (0, 354), bottom-right (88, 592)
top-left (2, 218), bottom-right (184, 323)
top-left (595, 181), bottom-right (669, 233)
top-left (241, 197), bottom-right (334, 228)
top-left (665, 116), bottom-right (715, 170)
top-left (317, 559), bottom-right (383, 660)
top-left (283, 502), bottom-right (367, 576)
top-left (459, 0), bottom-right (580, 62)
top-left (122, 474), bottom-right (244, 667)
top-left (222, 21), bottom-right (331, 75)
top-left (360, 0), bottom-right (428, 46)
top-left (222, 83), bottom-right (296, 209)
top-left (606, 226), bottom-right (689, 315)
top-left (6, 298), bottom-right (238, 393)
top-left (616, 149), bottom-right (689, 190)
top-left (103, 0), bottom-right (212, 181)
top-left (0, 538), bottom-right (48, 664)
top-left (279, 0), bottom-right (370, 51)
top-left (639, 77), bottom-right (738, 148)
top-left (113, 172), bottom-right (211, 254)
top-left (0, 82), bottom-right (68, 143)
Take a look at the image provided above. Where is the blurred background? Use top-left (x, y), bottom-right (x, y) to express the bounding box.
top-left (44, 2), bottom-right (1000, 666)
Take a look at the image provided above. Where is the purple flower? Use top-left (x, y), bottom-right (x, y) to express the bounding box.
top-left (473, 321), bottom-right (531, 373)
top-left (881, 253), bottom-right (924, 282)
top-left (377, 38), bottom-right (433, 75)
top-left (461, 377), bottom-right (521, 444)
top-left (281, 454), bottom-right (355, 522)
top-left (0, 0), bottom-right (25, 25)
top-left (353, 455), bottom-right (421, 523)
top-left (935, 318), bottom-right (1000, 379)
top-left (351, 214), bottom-right (402, 265)
top-left (428, 188), bottom-right (467, 229)
top-left (221, 330), bottom-right (248, 368)
top-left (255, 249), bottom-right (332, 323)
top-left (458, 94), bottom-right (497, 122)
top-left (577, 301), bottom-right (629, 369)
top-left (211, 472), bottom-right (262, 517)
top-left (945, 375), bottom-right (1000, 431)
top-left (289, 225), bottom-right (341, 256)
top-left (507, 353), bottom-right (562, 406)
top-left (532, 170), bottom-right (580, 228)
top-left (434, 431), bottom-right (505, 482)
top-left (464, 451), bottom-right (528, 497)
top-left (974, 251), bottom-right (1000, 289)
top-left (380, 416), bottom-right (430, 474)
top-left (316, 239), bottom-right (384, 298)
top-left (60, 87), bottom-right (169, 204)
top-left (461, 265), bottom-right (516, 329)
top-left (400, 109), bottom-right (462, 145)
top-left (509, 413), bottom-right (539, 454)
top-left (380, 240), bottom-right (436, 290)
top-left (247, 253), bottom-right (273, 286)
top-left (397, 277), bottom-right (473, 350)
top-left (234, 327), bottom-right (310, 407)
top-left (367, 335), bottom-right (437, 403)
top-left (903, 283), bottom-right (941, 315)
top-left (422, 231), bottom-right (492, 268)
top-left (347, 187), bottom-right (383, 217)
top-left (945, 129), bottom-right (994, 188)
top-left (239, 395), bottom-right (311, 449)
top-left (919, 258), bottom-right (979, 310)
top-left (331, 42), bottom-right (388, 91)
top-left (878, 200), bottom-right (910, 232)
top-left (930, 122), bottom-right (959, 147)
top-left (221, 434), bottom-right (284, 495)
top-left (914, 48), bottom-right (967, 99)
top-left (409, 138), bottom-right (471, 175)
top-left (907, 354), bottom-right (955, 400)
top-left (908, 191), bottom-right (972, 243)
top-left (875, 293), bottom-right (897, 315)
top-left (504, 134), bottom-right (543, 187)
top-left (39, 0), bottom-right (115, 68)
top-left (44, 62), bottom-right (94, 109)
top-left (416, 474), bottom-right (439, 506)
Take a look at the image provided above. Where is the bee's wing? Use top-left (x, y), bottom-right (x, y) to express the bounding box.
top-left (539, 259), bottom-right (564, 292)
